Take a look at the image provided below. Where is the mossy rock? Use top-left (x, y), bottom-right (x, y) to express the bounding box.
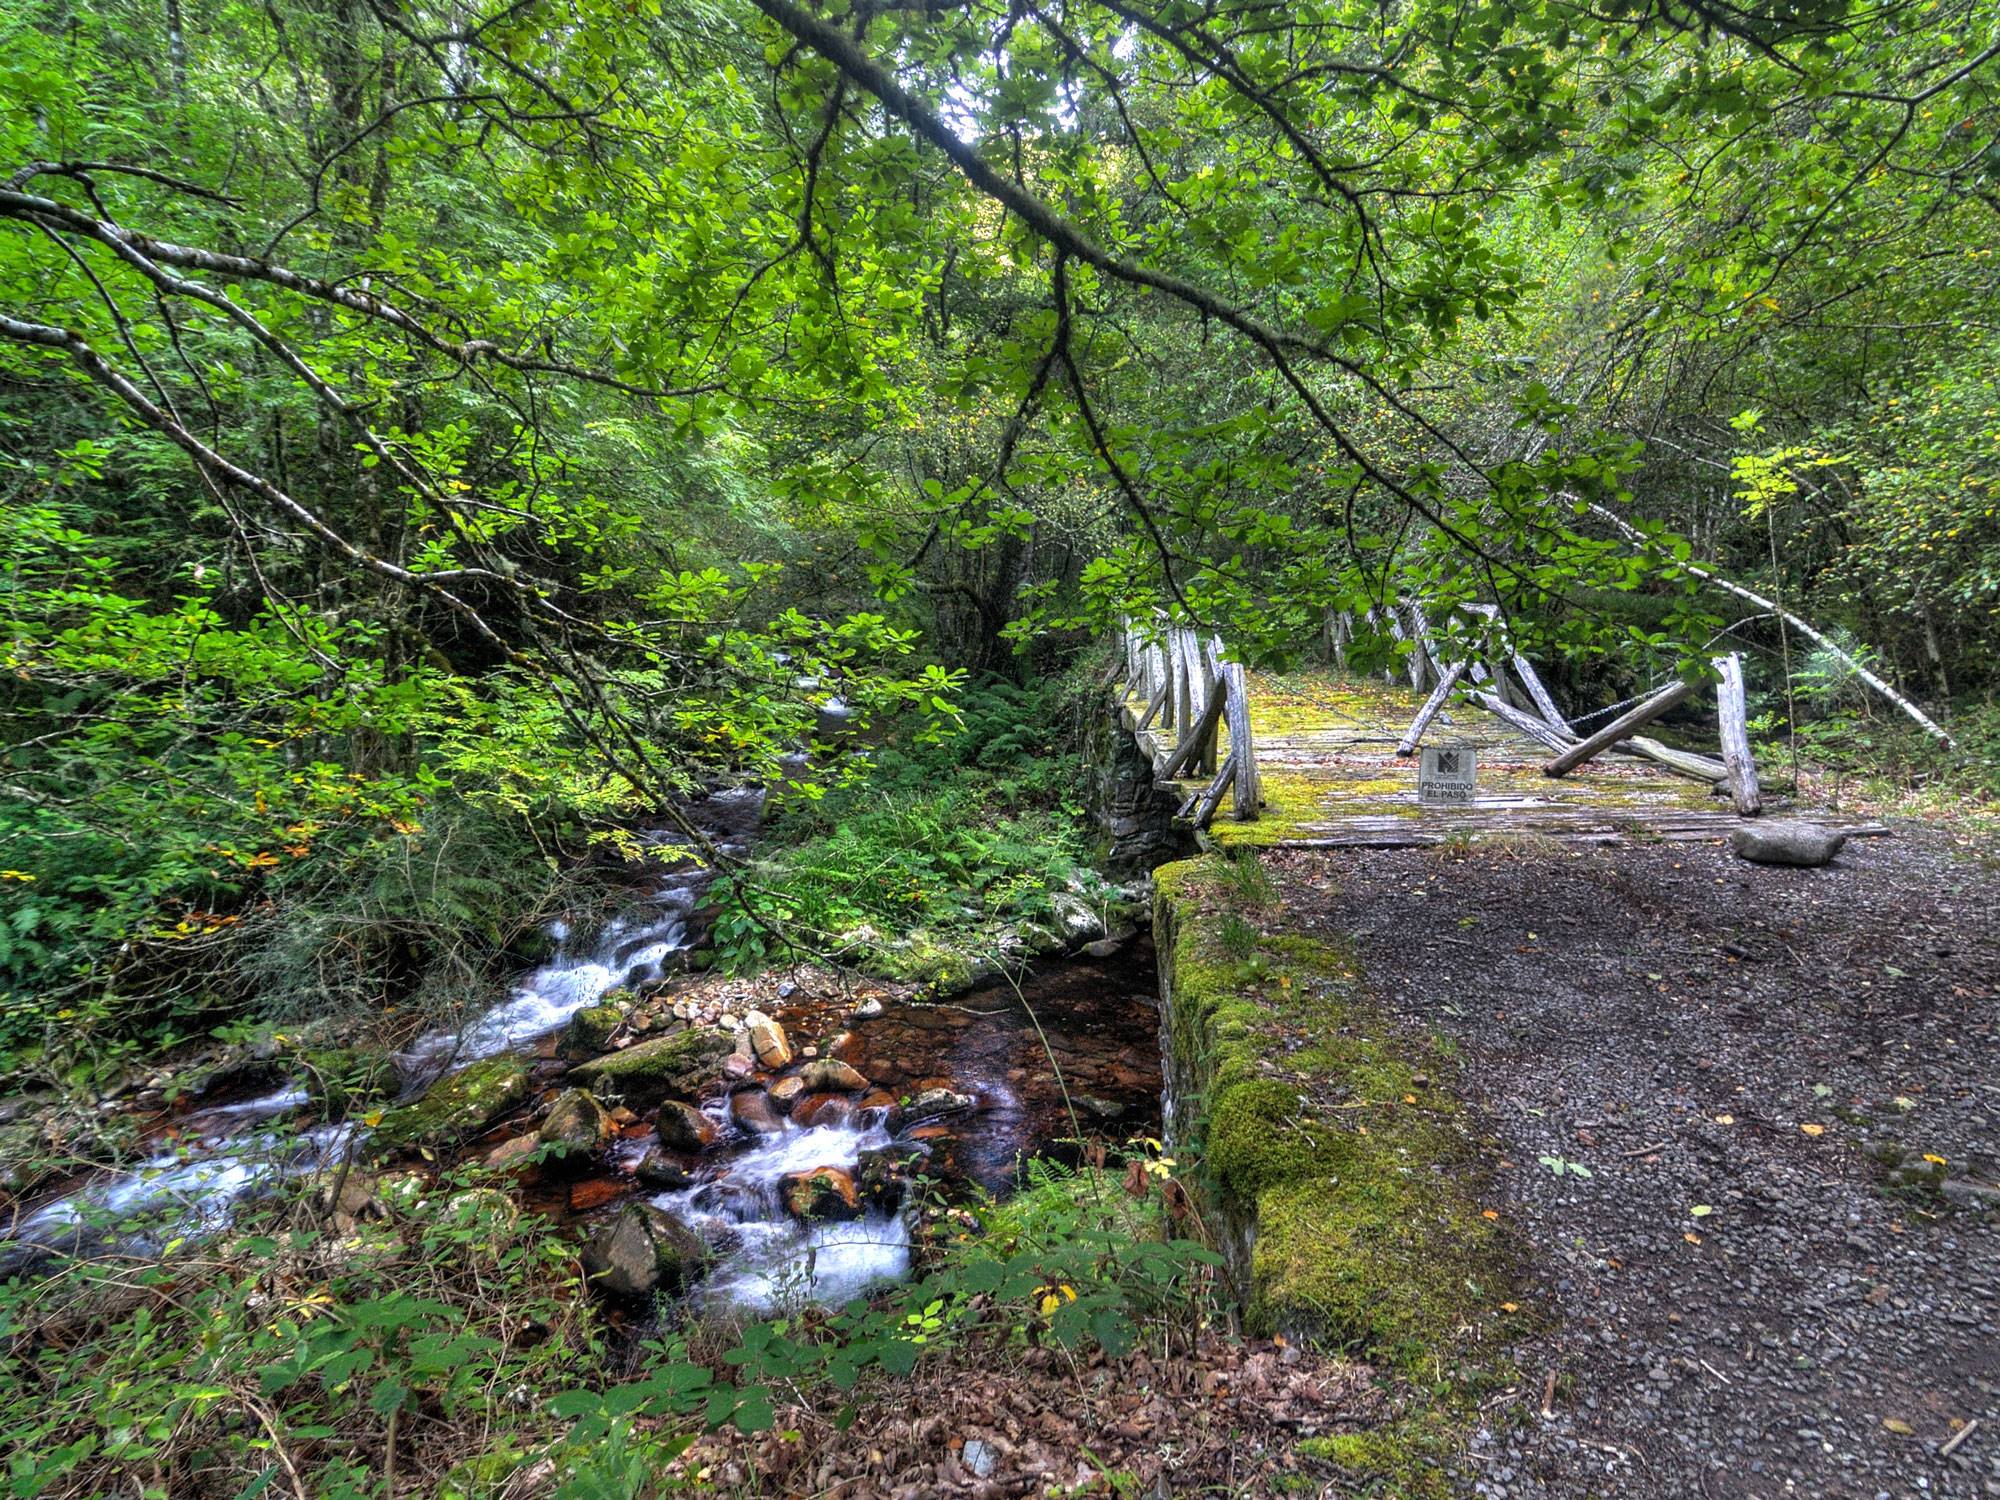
top-left (565, 1027), bottom-right (733, 1108)
top-left (558, 1005), bottom-right (623, 1062)
top-left (368, 1056), bottom-right (530, 1156)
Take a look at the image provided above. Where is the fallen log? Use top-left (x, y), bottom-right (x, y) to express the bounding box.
top-left (1398, 662), bottom-right (1467, 756)
top-left (1545, 680), bottom-right (1692, 777)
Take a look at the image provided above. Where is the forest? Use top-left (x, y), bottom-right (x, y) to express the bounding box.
top-left (1, 0), bottom-right (1996, 1494)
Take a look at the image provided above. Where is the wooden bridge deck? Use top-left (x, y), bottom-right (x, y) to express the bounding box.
top-left (1164, 669), bottom-right (1762, 851)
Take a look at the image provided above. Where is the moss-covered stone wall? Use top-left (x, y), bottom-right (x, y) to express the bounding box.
top-left (1153, 854), bottom-right (1524, 1377)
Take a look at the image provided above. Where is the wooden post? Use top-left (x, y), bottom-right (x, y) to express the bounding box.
top-left (1509, 652), bottom-right (1568, 732)
top-left (1543, 680), bottom-right (1692, 777)
top-left (1159, 676), bottom-right (1228, 781)
top-left (1190, 752), bottom-right (1238, 829)
top-left (1397, 662), bottom-right (1466, 756)
top-left (1222, 660), bottom-right (1259, 818)
top-left (1713, 653), bottom-right (1763, 815)
top-left (1470, 690), bottom-right (1577, 755)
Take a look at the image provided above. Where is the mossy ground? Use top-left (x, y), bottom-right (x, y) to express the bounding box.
top-left (1155, 852), bottom-right (1531, 1490)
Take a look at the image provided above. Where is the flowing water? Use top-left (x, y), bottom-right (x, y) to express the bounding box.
top-left (3, 770), bottom-right (1164, 1315)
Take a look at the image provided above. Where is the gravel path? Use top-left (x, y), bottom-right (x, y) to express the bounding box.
top-left (1271, 830), bottom-right (2000, 1500)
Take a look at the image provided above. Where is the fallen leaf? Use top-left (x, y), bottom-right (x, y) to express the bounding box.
top-left (1690, 1205), bottom-right (1714, 1217)
top-left (1883, 1418), bottom-right (1914, 1436)
top-left (1684, 1231), bottom-right (1702, 1245)
top-left (1499, 1302), bottom-right (1519, 1313)
top-left (1799, 1123), bottom-right (1826, 1137)
top-left (1481, 1209), bottom-right (1500, 1221)
top-left (1714, 1114), bottom-right (1735, 1125)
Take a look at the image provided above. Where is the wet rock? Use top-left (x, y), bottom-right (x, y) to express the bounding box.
top-left (905, 1086), bottom-right (976, 1122)
top-left (369, 1056), bottom-right (531, 1156)
top-left (1730, 821), bottom-right (1849, 868)
top-left (634, 1150), bottom-right (696, 1191)
top-left (656, 1099), bottom-right (720, 1153)
top-left (855, 1142), bottom-right (926, 1209)
top-left (1082, 936), bottom-right (1124, 959)
top-left (729, 1089), bottom-right (784, 1137)
top-left (792, 1092), bottom-right (856, 1130)
top-left (748, 1019), bottom-right (793, 1069)
top-left (857, 1089), bottom-right (904, 1131)
top-left (566, 1028), bottom-right (735, 1108)
top-left (769, 1076), bottom-right (806, 1111)
top-left (721, 1054), bottom-right (754, 1081)
top-left (781, 1166), bottom-right (862, 1222)
top-left (798, 1059), bottom-right (870, 1093)
top-left (1074, 1094), bottom-right (1127, 1120)
top-left (539, 1089), bottom-right (614, 1163)
top-left (580, 1203), bottom-right (708, 1297)
top-left (851, 997), bottom-right (884, 1020)
top-left (567, 1177), bottom-right (626, 1213)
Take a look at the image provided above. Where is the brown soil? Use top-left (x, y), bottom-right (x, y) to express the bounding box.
top-left (1267, 829), bottom-right (2000, 1499)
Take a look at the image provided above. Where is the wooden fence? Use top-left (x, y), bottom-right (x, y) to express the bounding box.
top-left (1327, 602), bottom-right (1765, 814)
top-left (1116, 620), bottom-right (1260, 829)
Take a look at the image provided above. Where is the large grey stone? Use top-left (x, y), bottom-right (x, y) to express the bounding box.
top-left (580, 1203), bottom-right (708, 1297)
top-left (1729, 821), bottom-right (1849, 868)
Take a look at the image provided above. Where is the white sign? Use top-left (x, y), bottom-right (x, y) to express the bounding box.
top-left (1419, 744), bottom-right (1477, 804)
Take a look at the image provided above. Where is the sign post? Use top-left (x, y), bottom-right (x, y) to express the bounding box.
top-left (1419, 743), bottom-right (1477, 805)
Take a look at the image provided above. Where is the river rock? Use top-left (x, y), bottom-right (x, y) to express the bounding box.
top-left (566, 1028), bottom-right (734, 1108)
top-left (368, 1056), bottom-right (530, 1156)
top-left (1049, 891), bottom-right (1105, 944)
top-left (857, 1089), bottom-right (904, 1131)
top-left (791, 1092), bottom-right (855, 1130)
top-left (729, 1089), bottom-right (784, 1137)
top-left (768, 1075), bottom-right (806, 1110)
top-left (905, 1086), bottom-right (976, 1122)
top-left (748, 1019), bottom-right (793, 1069)
top-left (539, 1089), bottom-right (614, 1162)
top-left (851, 997), bottom-right (884, 1020)
top-left (855, 1142), bottom-right (926, 1209)
top-left (1730, 820), bottom-right (1849, 867)
top-left (798, 1058), bottom-right (869, 1093)
top-left (656, 1099), bottom-right (719, 1153)
top-left (1082, 936), bottom-right (1123, 959)
top-left (634, 1149), bottom-right (695, 1191)
top-left (781, 1166), bottom-right (861, 1222)
top-left (581, 1203), bottom-right (708, 1297)
top-left (483, 1134), bottom-right (539, 1172)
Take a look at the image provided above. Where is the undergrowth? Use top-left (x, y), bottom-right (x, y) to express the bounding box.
top-left (0, 1144), bottom-right (1222, 1499)
top-left (711, 674), bottom-right (1112, 974)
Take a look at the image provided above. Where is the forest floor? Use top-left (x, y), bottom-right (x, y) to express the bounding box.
top-left (1265, 829), bottom-right (2000, 1499)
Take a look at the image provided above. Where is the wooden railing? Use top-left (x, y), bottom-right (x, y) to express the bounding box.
top-left (1115, 619), bottom-right (1260, 828)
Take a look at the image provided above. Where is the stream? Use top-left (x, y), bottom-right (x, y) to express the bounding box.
top-left (1, 778), bottom-right (1163, 1311)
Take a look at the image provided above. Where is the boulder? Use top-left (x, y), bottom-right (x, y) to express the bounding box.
top-left (747, 1019), bottom-right (793, 1069)
top-left (634, 1150), bottom-right (696, 1191)
top-left (566, 1028), bottom-right (734, 1108)
top-left (791, 1092), bottom-right (855, 1130)
top-left (538, 1089), bottom-right (613, 1162)
top-left (798, 1058), bottom-right (870, 1093)
top-left (1048, 891), bottom-right (1105, 944)
top-left (559, 1005), bottom-right (623, 1062)
top-left (728, 1089), bottom-right (784, 1137)
top-left (768, 1075), bottom-right (806, 1111)
top-left (368, 1056), bottom-right (531, 1156)
top-left (482, 1134), bottom-right (540, 1172)
top-left (656, 1099), bottom-right (719, 1153)
top-left (780, 1166), bottom-right (862, 1223)
top-left (580, 1203), bottom-right (708, 1297)
top-left (1729, 821), bottom-right (1849, 868)
top-left (905, 1086), bottom-right (976, 1123)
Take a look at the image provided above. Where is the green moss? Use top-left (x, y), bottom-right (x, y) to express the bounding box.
top-left (565, 1025), bottom-right (734, 1106)
top-left (369, 1056), bottom-right (530, 1155)
top-left (558, 1004), bottom-right (623, 1062)
top-left (1297, 1415), bottom-right (1460, 1499)
top-left (1154, 856), bottom-right (1517, 1373)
